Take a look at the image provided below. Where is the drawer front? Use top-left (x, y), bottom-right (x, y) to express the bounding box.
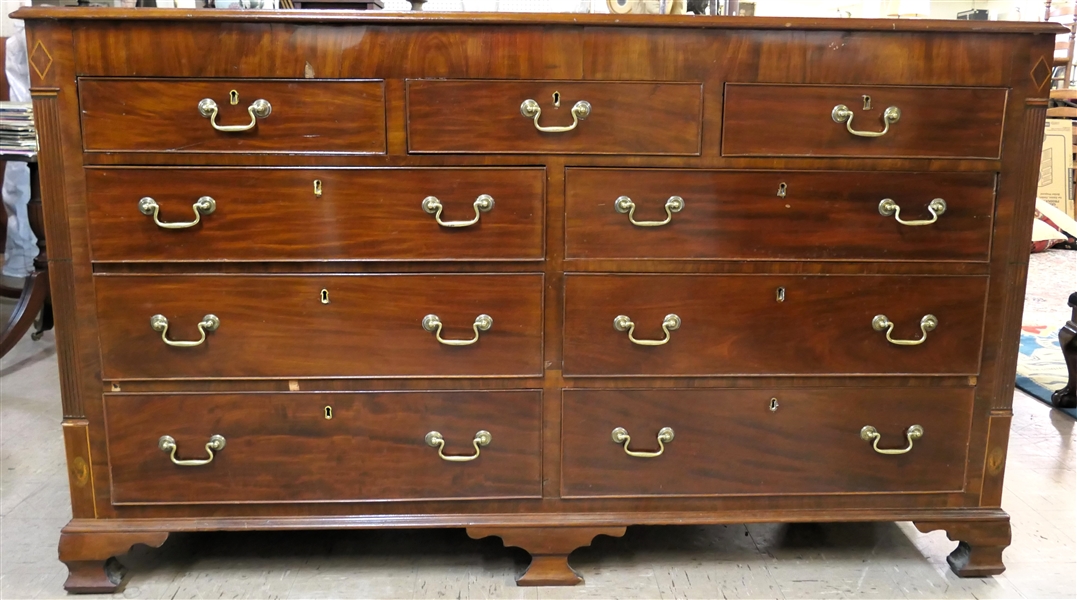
top-left (86, 168), bottom-right (545, 262)
top-left (407, 80), bottom-right (702, 155)
top-left (565, 169), bottom-right (995, 262)
top-left (96, 274), bottom-right (543, 379)
top-left (106, 391), bottom-right (541, 504)
top-left (561, 388), bottom-right (972, 498)
top-left (80, 79), bottom-right (387, 154)
top-left (563, 274), bottom-right (986, 376)
top-left (722, 84), bottom-right (1007, 158)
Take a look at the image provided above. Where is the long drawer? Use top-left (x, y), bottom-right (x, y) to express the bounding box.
top-left (79, 78), bottom-right (387, 154)
top-left (105, 391), bottom-right (542, 504)
top-left (407, 80), bottom-right (703, 155)
top-left (562, 274), bottom-right (987, 376)
top-left (561, 388), bottom-right (973, 497)
top-left (722, 84), bottom-right (1008, 158)
top-left (85, 168), bottom-right (545, 262)
top-left (95, 274), bottom-right (544, 379)
top-left (565, 169), bottom-right (995, 262)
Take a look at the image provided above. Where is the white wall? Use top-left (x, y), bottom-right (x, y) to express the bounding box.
top-left (2, 0), bottom-right (31, 39)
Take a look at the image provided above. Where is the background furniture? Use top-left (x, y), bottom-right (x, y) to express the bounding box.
top-left (0, 154), bottom-right (52, 357)
top-left (1054, 292), bottom-right (1077, 408)
top-left (14, 8), bottom-right (1062, 593)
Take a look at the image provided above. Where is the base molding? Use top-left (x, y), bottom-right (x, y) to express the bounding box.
top-left (55, 509), bottom-right (1011, 591)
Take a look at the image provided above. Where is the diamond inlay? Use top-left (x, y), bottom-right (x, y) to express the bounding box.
top-left (1031, 55), bottom-right (1052, 90)
top-left (29, 40), bottom-right (53, 81)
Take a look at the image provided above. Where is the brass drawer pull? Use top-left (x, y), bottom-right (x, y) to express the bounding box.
top-left (422, 194), bottom-right (494, 228)
top-left (872, 314), bottom-right (937, 346)
top-left (150, 314), bottom-right (220, 348)
top-left (198, 97), bottom-right (272, 132)
top-left (138, 196), bottom-right (215, 229)
top-left (425, 430), bottom-right (491, 462)
top-left (831, 104), bottom-right (900, 138)
top-left (615, 195), bottom-right (684, 227)
top-left (878, 198), bottom-right (947, 226)
top-left (611, 426), bottom-right (674, 458)
top-left (613, 313), bottom-right (680, 346)
top-left (520, 98), bottom-right (591, 133)
top-left (860, 425), bottom-right (923, 455)
top-left (158, 434), bottom-right (226, 466)
top-left (422, 314), bottom-right (492, 346)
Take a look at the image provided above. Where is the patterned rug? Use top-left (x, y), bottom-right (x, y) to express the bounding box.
top-left (1017, 250), bottom-right (1077, 418)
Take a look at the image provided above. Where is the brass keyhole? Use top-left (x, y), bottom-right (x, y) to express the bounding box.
top-left (862, 95), bottom-right (872, 110)
top-left (776, 287), bottom-right (785, 303)
top-left (229, 90), bottom-right (240, 105)
top-left (552, 91), bottom-right (561, 108)
top-left (770, 398), bottom-right (779, 411)
top-left (320, 289), bottom-right (330, 304)
top-left (324, 406), bottom-right (333, 420)
top-left (313, 180), bottom-right (323, 198)
top-left (777, 183), bottom-right (787, 198)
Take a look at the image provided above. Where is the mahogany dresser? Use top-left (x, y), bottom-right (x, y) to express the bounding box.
top-left (14, 7), bottom-right (1062, 592)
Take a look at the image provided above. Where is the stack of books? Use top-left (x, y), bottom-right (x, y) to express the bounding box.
top-left (0, 102), bottom-right (38, 157)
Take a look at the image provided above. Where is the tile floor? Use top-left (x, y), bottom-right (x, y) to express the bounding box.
top-left (1, 275), bottom-right (1075, 598)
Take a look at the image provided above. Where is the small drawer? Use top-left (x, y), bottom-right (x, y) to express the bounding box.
top-left (105, 391), bottom-right (541, 504)
top-left (85, 167), bottom-right (545, 262)
top-left (95, 274), bottom-right (543, 379)
top-left (407, 80), bottom-right (702, 155)
top-left (562, 274), bottom-right (986, 377)
top-left (79, 78), bottom-right (386, 154)
top-left (561, 388), bottom-right (973, 498)
top-left (565, 169), bottom-right (995, 262)
top-left (722, 84), bottom-right (1007, 159)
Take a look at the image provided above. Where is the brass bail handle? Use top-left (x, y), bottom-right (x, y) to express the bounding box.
top-left (425, 430), bottom-right (492, 462)
top-left (158, 434), bottom-right (226, 466)
top-left (613, 313), bottom-right (681, 346)
top-left (422, 314), bottom-right (493, 346)
top-left (611, 426), bottom-right (675, 458)
top-left (831, 104), bottom-right (900, 138)
top-left (878, 198), bottom-right (947, 227)
top-left (198, 96), bottom-right (272, 132)
top-left (615, 195), bottom-right (684, 227)
top-left (872, 314), bottom-right (937, 346)
top-left (520, 98), bottom-right (591, 133)
top-left (138, 196), bottom-right (216, 229)
top-left (422, 194), bottom-right (494, 228)
top-left (860, 425), bottom-right (923, 455)
top-left (150, 314), bottom-right (220, 348)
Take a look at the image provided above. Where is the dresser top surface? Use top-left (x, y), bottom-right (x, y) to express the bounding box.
top-left (12, 7), bottom-right (1066, 34)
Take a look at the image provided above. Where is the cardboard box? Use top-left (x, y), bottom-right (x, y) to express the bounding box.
top-left (1038, 118), bottom-right (1075, 218)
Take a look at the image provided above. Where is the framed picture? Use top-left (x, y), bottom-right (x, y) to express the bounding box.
top-left (737, 1), bottom-right (754, 16)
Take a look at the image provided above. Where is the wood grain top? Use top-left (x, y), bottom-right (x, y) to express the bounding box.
top-left (11, 7), bottom-right (1068, 34)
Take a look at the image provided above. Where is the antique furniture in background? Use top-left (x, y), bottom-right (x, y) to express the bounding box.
top-left (14, 8), bottom-right (1061, 593)
top-left (1054, 292), bottom-right (1077, 408)
top-left (0, 154), bottom-right (53, 357)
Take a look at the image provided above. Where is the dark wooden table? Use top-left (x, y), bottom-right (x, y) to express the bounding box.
top-left (0, 154), bottom-right (53, 358)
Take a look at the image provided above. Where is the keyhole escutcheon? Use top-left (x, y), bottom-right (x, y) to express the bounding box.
top-left (324, 406), bottom-right (333, 420)
top-left (229, 90), bottom-right (240, 105)
top-left (320, 289), bottom-right (330, 304)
